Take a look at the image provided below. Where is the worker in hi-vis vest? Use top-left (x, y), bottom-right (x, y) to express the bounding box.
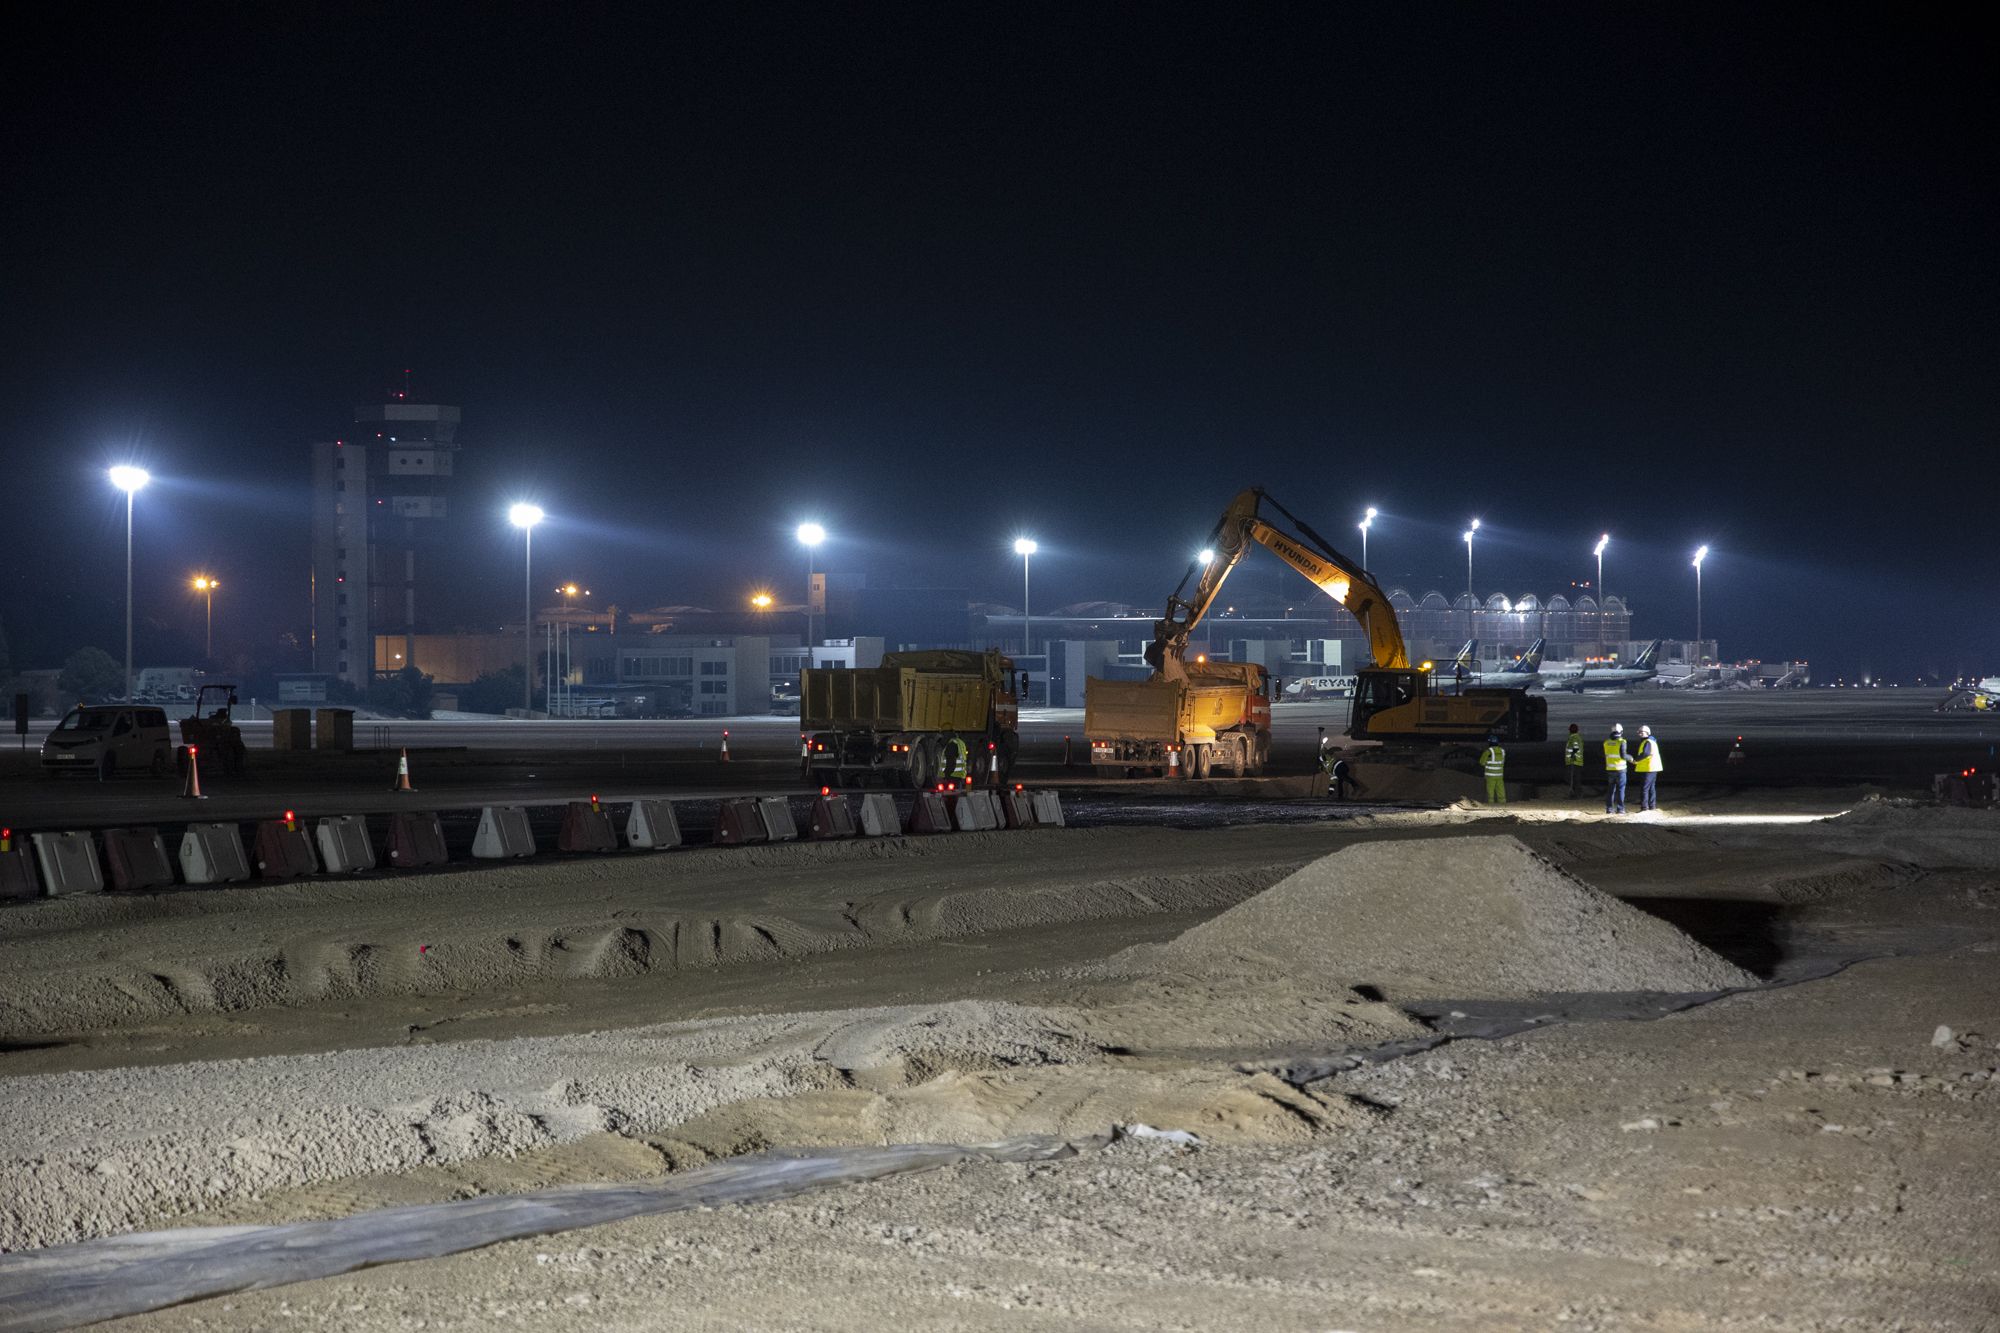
top-left (1632, 724), bottom-right (1664, 811)
top-left (1563, 723), bottom-right (1585, 797)
top-left (1480, 735), bottom-right (1506, 804)
top-left (1603, 723), bottom-right (1631, 815)
top-left (941, 735), bottom-right (970, 786)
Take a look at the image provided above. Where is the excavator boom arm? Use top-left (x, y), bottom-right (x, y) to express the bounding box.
top-left (1150, 488), bottom-right (1409, 678)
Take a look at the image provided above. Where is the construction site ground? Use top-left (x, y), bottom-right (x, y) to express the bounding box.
top-left (3, 693), bottom-right (1999, 1329)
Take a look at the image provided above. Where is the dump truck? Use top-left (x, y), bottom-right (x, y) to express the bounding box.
top-left (801, 649), bottom-right (1020, 788)
top-left (1085, 672), bottom-right (1272, 777)
top-left (1084, 488), bottom-right (1545, 775)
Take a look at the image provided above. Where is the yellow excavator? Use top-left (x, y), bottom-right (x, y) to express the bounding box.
top-left (1149, 488), bottom-right (1547, 745)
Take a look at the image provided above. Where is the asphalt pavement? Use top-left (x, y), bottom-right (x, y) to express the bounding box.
top-left (2, 691), bottom-right (1988, 830)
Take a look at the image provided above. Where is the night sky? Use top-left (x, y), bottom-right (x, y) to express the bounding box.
top-left (3, 6), bottom-right (1993, 680)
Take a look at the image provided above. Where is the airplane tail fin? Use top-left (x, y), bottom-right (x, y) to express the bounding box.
top-left (1510, 638), bottom-right (1545, 674)
top-left (1449, 639), bottom-right (1476, 669)
top-left (1634, 639), bottom-right (1663, 670)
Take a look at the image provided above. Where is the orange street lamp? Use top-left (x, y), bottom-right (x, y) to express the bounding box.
top-left (191, 575), bottom-right (219, 657)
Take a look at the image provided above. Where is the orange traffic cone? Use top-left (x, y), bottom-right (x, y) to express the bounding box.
top-left (391, 748), bottom-right (416, 792)
top-left (1167, 745), bottom-right (1181, 779)
top-left (719, 731), bottom-right (731, 763)
top-left (182, 745), bottom-right (206, 800)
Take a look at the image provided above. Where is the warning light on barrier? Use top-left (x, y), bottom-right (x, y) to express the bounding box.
top-left (819, 786), bottom-right (830, 796)
top-left (590, 793), bottom-right (601, 811)
top-left (1, 828), bottom-right (10, 852)
top-left (188, 745), bottom-right (198, 754)
top-left (1014, 783), bottom-right (1024, 792)
top-left (283, 809), bottom-right (297, 832)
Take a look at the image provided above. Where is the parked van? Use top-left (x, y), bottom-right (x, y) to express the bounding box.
top-left (40, 705), bottom-right (173, 779)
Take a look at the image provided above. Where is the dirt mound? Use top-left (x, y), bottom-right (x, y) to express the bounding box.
top-left (1815, 799), bottom-right (2000, 869)
top-left (1346, 762), bottom-right (1485, 805)
top-left (1133, 835), bottom-right (1757, 1000)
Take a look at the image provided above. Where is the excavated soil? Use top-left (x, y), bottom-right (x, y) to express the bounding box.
top-left (5, 797), bottom-right (1998, 1330)
top-left (1118, 834), bottom-right (1757, 999)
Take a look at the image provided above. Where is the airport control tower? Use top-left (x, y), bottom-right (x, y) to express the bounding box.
top-left (308, 382), bottom-right (463, 688)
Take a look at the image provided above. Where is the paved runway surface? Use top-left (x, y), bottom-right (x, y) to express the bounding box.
top-left (2, 691), bottom-right (1988, 829)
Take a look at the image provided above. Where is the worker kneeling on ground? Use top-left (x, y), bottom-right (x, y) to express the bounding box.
top-left (1564, 723), bottom-right (1584, 797)
top-left (1603, 723), bottom-right (1630, 815)
top-left (1480, 734), bottom-right (1506, 805)
top-left (1633, 724), bottom-right (1664, 811)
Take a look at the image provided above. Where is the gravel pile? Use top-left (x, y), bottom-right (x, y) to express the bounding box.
top-left (1146, 834), bottom-right (1758, 1000)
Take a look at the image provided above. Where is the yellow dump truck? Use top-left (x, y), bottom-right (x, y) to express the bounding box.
top-left (801, 649), bottom-right (1020, 788)
top-left (1085, 670), bottom-right (1272, 777)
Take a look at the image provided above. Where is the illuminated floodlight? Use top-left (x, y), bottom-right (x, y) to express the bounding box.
top-left (508, 502), bottom-right (545, 529)
top-left (1594, 533), bottom-right (1610, 558)
top-left (796, 522), bottom-right (826, 547)
top-left (108, 465), bottom-right (150, 493)
top-left (1197, 548), bottom-right (1215, 566)
top-left (1693, 544), bottom-right (1709, 569)
top-left (1013, 536), bottom-right (1038, 556)
top-left (750, 592), bottom-right (774, 610)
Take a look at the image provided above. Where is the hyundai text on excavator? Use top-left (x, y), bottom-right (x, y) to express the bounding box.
top-left (1084, 488), bottom-right (1546, 775)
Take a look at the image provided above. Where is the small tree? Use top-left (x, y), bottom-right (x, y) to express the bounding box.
top-left (365, 665), bottom-right (435, 719)
top-left (457, 665), bottom-right (526, 715)
top-left (58, 647), bottom-right (124, 703)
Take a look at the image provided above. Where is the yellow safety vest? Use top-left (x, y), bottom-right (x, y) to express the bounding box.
top-left (1564, 734), bottom-right (1584, 766)
top-left (1603, 738), bottom-right (1628, 771)
top-left (1481, 746), bottom-right (1505, 777)
top-left (1634, 738), bottom-right (1664, 773)
top-left (944, 739), bottom-right (968, 778)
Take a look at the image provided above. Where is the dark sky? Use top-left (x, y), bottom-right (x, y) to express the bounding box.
top-left (3, 4), bottom-right (1993, 679)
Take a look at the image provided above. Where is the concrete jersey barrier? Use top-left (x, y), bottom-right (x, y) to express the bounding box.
top-left (809, 794), bottom-right (856, 839)
top-left (316, 816), bottom-right (375, 873)
top-left (472, 806), bottom-right (536, 859)
top-left (1030, 791), bottom-right (1065, 827)
top-left (559, 802), bottom-right (618, 853)
top-left (756, 797), bottom-right (800, 843)
top-left (2, 840), bottom-right (42, 900)
top-left (30, 832), bottom-right (103, 896)
top-left (626, 799), bottom-right (681, 850)
top-left (102, 828), bottom-right (175, 892)
top-left (179, 823), bottom-right (252, 884)
top-left (713, 798), bottom-right (769, 845)
top-left (253, 819), bottom-right (320, 878)
top-left (856, 793), bottom-right (899, 837)
top-left (905, 791), bottom-right (954, 835)
top-left (389, 812), bottom-right (451, 867)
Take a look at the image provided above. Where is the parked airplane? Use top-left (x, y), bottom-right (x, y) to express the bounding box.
top-left (1282, 673), bottom-right (1359, 700)
top-left (1460, 638), bottom-right (1544, 690)
top-left (1938, 677), bottom-right (2000, 712)
top-left (1540, 639), bottom-right (1663, 692)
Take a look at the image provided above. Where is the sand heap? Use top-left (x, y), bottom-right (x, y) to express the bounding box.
top-left (1147, 834), bottom-right (1757, 999)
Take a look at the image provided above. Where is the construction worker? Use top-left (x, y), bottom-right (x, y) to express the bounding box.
top-left (1632, 724), bottom-right (1664, 811)
top-left (1603, 723), bottom-right (1630, 815)
top-left (1480, 734), bottom-right (1506, 804)
top-left (940, 735), bottom-right (970, 787)
top-left (1320, 748), bottom-right (1363, 801)
top-left (1564, 723), bottom-right (1585, 797)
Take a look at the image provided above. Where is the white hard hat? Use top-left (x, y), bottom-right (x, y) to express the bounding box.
top-left (1611, 723), bottom-right (1623, 734)
top-left (1640, 725), bottom-right (1651, 736)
